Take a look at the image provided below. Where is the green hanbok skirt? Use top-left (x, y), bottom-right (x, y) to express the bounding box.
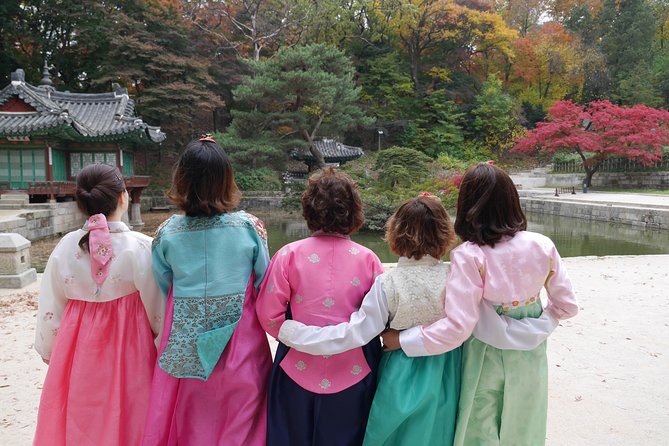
top-left (362, 346), bottom-right (462, 446)
top-left (454, 301), bottom-right (548, 446)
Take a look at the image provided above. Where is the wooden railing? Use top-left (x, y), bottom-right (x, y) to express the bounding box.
top-left (125, 175), bottom-right (150, 188)
top-left (3, 176), bottom-right (150, 200)
top-left (27, 181), bottom-right (77, 199)
top-left (553, 155), bottom-right (669, 173)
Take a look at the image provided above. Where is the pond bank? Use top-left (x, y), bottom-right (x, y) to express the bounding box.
top-left (1, 255), bottom-right (668, 445)
top-left (519, 188), bottom-right (669, 230)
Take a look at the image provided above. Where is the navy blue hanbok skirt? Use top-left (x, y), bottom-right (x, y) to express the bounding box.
top-left (267, 338), bottom-right (382, 446)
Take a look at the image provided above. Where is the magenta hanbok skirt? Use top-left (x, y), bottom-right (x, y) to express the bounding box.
top-left (141, 283), bottom-right (272, 446)
top-left (34, 292), bottom-right (156, 446)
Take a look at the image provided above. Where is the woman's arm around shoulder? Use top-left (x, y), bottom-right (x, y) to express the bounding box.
top-left (399, 243), bottom-right (485, 357)
top-left (542, 237), bottom-right (578, 320)
top-left (278, 275), bottom-right (390, 355)
top-left (131, 231), bottom-right (165, 347)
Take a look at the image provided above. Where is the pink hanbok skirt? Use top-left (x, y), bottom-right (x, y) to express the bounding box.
top-left (141, 282), bottom-right (272, 446)
top-left (34, 291), bottom-right (156, 446)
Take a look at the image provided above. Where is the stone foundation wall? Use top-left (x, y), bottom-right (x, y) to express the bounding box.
top-left (0, 202), bottom-right (85, 241)
top-left (521, 197), bottom-right (668, 229)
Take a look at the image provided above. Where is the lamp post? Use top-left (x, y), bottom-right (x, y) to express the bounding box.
top-left (377, 129), bottom-right (384, 151)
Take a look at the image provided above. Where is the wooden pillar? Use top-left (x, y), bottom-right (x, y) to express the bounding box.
top-left (46, 146), bottom-right (53, 181)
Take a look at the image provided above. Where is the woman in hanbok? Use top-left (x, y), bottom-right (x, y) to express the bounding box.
top-left (34, 163), bottom-right (164, 446)
top-left (384, 162), bottom-right (579, 446)
top-left (256, 168), bottom-right (383, 446)
top-left (142, 136), bottom-right (271, 446)
top-left (278, 194), bottom-right (461, 445)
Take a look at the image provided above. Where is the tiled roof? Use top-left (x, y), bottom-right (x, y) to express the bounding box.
top-left (0, 69), bottom-right (165, 143)
top-left (292, 139), bottom-right (364, 163)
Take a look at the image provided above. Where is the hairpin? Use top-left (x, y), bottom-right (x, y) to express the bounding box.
top-left (199, 133), bottom-right (216, 143)
top-left (479, 160), bottom-right (494, 165)
top-left (418, 192), bottom-right (433, 197)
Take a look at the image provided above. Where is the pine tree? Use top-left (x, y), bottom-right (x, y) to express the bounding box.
top-left (229, 44), bottom-right (372, 170)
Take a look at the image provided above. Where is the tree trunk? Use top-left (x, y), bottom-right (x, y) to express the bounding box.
top-left (584, 168), bottom-right (596, 187)
top-left (577, 149), bottom-right (601, 188)
top-left (302, 129), bottom-right (325, 170)
top-left (308, 143), bottom-right (326, 170)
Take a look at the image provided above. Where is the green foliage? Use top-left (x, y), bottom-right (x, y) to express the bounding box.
top-left (470, 74), bottom-right (519, 154)
top-left (597, 0), bottom-right (656, 103)
top-left (613, 67), bottom-right (662, 107)
top-left (375, 146), bottom-right (433, 183)
top-left (341, 148), bottom-right (460, 230)
top-left (235, 167), bottom-right (282, 192)
top-left (359, 52), bottom-right (415, 120)
top-left (401, 92), bottom-right (466, 158)
top-left (436, 153), bottom-right (468, 172)
top-left (215, 130), bottom-right (287, 170)
top-left (231, 43), bottom-right (372, 169)
top-left (96, 1), bottom-right (223, 147)
top-left (281, 180), bottom-right (307, 211)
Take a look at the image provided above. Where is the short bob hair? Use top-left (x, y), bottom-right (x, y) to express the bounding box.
top-left (454, 163), bottom-right (527, 247)
top-left (385, 195), bottom-right (456, 260)
top-left (301, 168), bottom-right (364, 235)
top-left (167, 139), bottom-right (241, 217)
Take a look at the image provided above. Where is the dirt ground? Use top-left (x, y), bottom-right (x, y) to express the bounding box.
top-left (1, 255), bottom-right (668, 445)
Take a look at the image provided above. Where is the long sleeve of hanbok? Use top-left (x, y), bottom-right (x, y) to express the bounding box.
top-left (472, 300), bottom-right (559, 350)
top-left (544, 245), bottom-right (578, 320)
top-left (35, 244), bottom-right (68, 360)
top-left (151, 236), bottom-right (173, 298)
top-left (133, 238), bottom-right (165, 347)
top-left (400, 247), bottom-right (484, 357)
top-left (256, 251), bottom-right (291, 339)
top-left (252, 235), bottom-right (270, 290)
top-left (278, 276), bottom-right (389, 355)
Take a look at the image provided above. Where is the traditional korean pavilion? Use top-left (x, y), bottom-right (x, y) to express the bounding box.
top-left (0, 66), bottom-right (165, 226)
top-left (291, 138), bottom-right (364, 171)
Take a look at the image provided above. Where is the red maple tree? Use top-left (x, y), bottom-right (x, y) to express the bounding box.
top-left (513, 100), bottom-right (669, 186)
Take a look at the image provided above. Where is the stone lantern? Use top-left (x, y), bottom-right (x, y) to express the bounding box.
top-left (0, 233), bottom-right (37, 288)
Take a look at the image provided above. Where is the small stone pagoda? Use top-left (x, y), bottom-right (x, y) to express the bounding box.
top-left (0, 66), bottom-right (165, 226)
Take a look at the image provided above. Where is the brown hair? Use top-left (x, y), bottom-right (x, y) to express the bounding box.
top-left (75, 163), bottom-right (126, 252)
top-left (385, 195), bottom-right (455, 260)
top-left (167, 139), bottom-right (241, 217)
top-left (454, 163), bottom-right (527, 247)
top-left (301, 168), bottom-right (364, 235)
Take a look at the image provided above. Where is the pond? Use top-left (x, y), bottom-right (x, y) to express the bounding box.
top-left (28, 210), bottom-right (669, 272)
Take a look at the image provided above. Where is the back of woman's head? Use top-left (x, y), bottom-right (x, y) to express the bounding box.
top-left (167, 138), bottom-right (240, 217)
top-left (75, 163), bottom-right (126, 252)
top-left (75, 163), bottom-right (125, 218)
top-left (386, 194), bottom-right (455, 260)
top-left (454, 163), bottom-right (527, 247)
top-left (301, 168), bottom-right (364, 235)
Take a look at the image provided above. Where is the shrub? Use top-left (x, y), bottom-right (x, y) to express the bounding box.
top-left (235, 167), bottom-right (282, 191)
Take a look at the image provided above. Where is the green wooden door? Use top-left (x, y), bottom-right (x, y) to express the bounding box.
top-left (0, 149), bottom-right (47, 188)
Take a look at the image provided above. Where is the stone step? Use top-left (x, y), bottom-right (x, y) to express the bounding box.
top-left (0, 193), bottom-right (29, 206)
top-left (0, 203), bottom-right (25, 210)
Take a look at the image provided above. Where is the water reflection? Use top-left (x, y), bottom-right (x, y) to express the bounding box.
top-left (526, 213), bottom-right (669, 258)
top-left (27, 210), bottom-right (669, 273)
top-left (266, 212), bottom-right (669, 263)
top-left (265, 220), bottom-right (396, 262)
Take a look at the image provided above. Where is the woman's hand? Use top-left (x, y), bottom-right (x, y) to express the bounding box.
top-left (381, 329), bottom-right (401, 352)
